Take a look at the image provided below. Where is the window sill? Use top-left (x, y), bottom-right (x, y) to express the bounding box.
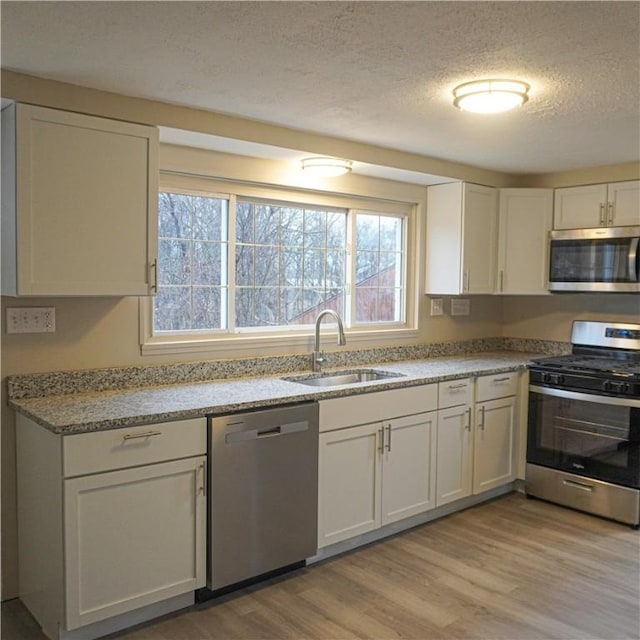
top-left (140, 327), bottom-right (420, 357)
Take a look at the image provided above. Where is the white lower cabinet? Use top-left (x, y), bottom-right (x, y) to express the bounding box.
top-left (436, 373), bottom-right (518, 507)
top-left (473, 395), bottom-right (517, 493)
top-left (436, 403), bottom-right (472, 506)
top-left (64, 457), bottom-right (206, 630)
top-left (318, 385), bottom-right (438, 548)
top-left (16, 416), bottom-right (207, 640)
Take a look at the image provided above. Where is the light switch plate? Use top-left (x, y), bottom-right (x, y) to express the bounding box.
top-left (430, 298), bottom-right (443, 316)
top-left (450, 299), bottom-right (471, 316)
top-left (6, 307), bottom-right (56, 333)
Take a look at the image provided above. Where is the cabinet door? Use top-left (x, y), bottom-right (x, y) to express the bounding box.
top-left (64, 456), bottom-right (206, 630)
top-left (608, 180), bottom-right (640, 227)
top-left (553, 184), bottom-right (607, 229)
top-left (473, 397), bottom-right (516, 494)
top-left (436, 405), bottom-right (472, 506)
top-left (318, 424), bottom-right (381, 548)
top-left (462, 183), bottom-right (498, 293)
top-left (381, 412), bottom-right (437, 525)
top-left (497, 189), bottom-right (553, 294)
top-left (9, 103), bottom-right (158, 296)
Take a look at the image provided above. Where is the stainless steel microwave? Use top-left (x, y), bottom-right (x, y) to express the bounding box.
top-left (548, 226), bottom-right (640, 293)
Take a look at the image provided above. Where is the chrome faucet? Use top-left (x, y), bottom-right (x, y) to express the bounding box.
top-left (313, 310), bottom-right (346, 372)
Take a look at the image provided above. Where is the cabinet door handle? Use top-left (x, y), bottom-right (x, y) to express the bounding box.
top-left (447, 383), bottom-right (467, 390)
top-left (465, 408), bottom-right (471, 431)
top-left (493, 376), bottom-right (511, 383)
top-left (386, 424), bottom-right (392, 452)
top-left (122, 430), bottom-right (162, 441)
top-left (607, 202), bottom-right (614, 225)
top-left (499, 270), bottom-right (504, 292)
top-left (378, 426), bottom-right (385, 453)
top-left (198, 460), bottom-right (207, 496)
top-left (149, 259), bottom-right (158, 293)
top-left (478, 406), bottom-right (486, 430)
top-left (599, 203), bottom-right (606, 226)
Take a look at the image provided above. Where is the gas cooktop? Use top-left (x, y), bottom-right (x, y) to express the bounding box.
top-left (531, 354), bottom-right (640, 379)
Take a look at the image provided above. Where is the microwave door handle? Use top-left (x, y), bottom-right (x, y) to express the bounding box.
top-left (629, 237), bottom-right (639, 282)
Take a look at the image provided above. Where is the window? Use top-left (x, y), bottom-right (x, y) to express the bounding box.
top-left (145, 175), bottom-right (414, 350)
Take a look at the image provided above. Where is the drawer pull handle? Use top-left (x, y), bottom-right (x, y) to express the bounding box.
top-left (492, 377), bottom-right (511, 383)
top-left (562, 479), bottom-right (594, 493)
top-left (122, 430), bottom-right (162, 441)
top-left (447, 383), bottom-right (467, 390)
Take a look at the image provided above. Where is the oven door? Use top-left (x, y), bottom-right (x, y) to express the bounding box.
top-left (527, 385), bottom-right (640, 488)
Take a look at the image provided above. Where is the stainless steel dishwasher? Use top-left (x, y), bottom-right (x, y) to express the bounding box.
top-left (208, 402), bottom-right (319, 591)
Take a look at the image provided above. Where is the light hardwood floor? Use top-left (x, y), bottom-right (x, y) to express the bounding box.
top-left (3, 493), bottom-right (639, 640)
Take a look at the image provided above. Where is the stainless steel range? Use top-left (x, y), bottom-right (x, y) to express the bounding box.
top-left (526, 320), bottom-right (640, 528)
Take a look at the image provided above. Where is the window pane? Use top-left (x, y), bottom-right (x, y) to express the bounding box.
top-left (380, 216), bottom-right (402, 251)
top-left (255, 246), bottom-right (279, 287)
top-left (235, 288), bottom-right (254, 327)
top-left (255, 204), bottom-right (279, 244)
top-left (235, 245), bottom-right (254, 286)
top-left (235, 200), bottom-right (347, 328)
top-left (235, 202), bottom-right (254, 243)
top-left (327, 212), bottom-right (347, 249)
top-left (355, 287), bottom-right (378, 323)
top-left (155, 192), bottom-right (227, 332)
top-left (304, 209), bottom-right (326, 248)
top-left (193, 242), bottom-right (222, 286)
top-left (378, 288), bottom-right (401, 322)
top-left (158, 193), bottom-right (192, 239)
top-left (158, 239), bottom-right (190, 285)
top-left (354, 212), bottom-right (405, 325)
top-left (356, 214), bottom-right (379, 251)
top-left (154, 286), bottom-right (191, 331)
top-left (356, 251), bottom-right (379, 285)
top-left (192, 287), bottom-right (222, 329)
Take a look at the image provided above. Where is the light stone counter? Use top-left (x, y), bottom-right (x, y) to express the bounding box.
top-left (10, 351), bottom-right (539, 434)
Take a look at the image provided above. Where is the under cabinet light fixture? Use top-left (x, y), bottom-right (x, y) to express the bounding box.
top-left (453, 79), bottom-right (530, 113)
top-left (301, 157), bottom-right (352, 177)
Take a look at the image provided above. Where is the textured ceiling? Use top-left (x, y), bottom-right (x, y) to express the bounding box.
top-left (1, 1), bottom-right (639, 175)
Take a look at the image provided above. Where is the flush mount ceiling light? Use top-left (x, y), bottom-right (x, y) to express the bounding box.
top-left (301, 157), bottom-right (352, 177)
top-left (452, 79), bottom-right (530, 114)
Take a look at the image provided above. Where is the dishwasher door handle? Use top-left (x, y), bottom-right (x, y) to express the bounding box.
top-left (224, 420), bottom-right (309, 444)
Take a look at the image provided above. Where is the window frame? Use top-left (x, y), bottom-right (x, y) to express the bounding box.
top-left (140, 173), bottom-right (419, 355)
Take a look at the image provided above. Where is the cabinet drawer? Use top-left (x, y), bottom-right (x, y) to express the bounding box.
top-left (438, 378), bottom-right (473, 409)
top-left (63, 418), bottom-right (207, 477)
top-left (319, 384), bottom-right (437, 432)
top-left (476, 372), bottom-right (518, 402)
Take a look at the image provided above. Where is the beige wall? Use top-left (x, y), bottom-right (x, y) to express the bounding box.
top-left (502, 295), bottom-right (640, 341)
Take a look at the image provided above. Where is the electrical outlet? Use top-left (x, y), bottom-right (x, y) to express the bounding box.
top-left (450, 299), bottom-right (471, 316)
top-left (6, 307), bottom-right (56, 334)
top-left (430, 298), bottom-right (443, 316)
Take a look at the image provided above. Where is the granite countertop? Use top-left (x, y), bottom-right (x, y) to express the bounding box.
top-left (10, 351), bottom-right (538, 435)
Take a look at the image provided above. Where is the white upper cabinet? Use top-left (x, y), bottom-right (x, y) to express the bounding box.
top-left (1, 103), bottom-right (159, 296)
top-left (425, 182), bottom-right (497, 295)
top-left (553, 181), bottom-right (640, 230)
top-left (497, 188), bottom-right (553, 295)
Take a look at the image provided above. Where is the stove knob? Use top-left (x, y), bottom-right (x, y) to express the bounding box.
top-left (603, 380), bottom-right (612, 392)
top-left (542, 373), bottom-right (551, 384)
top-left (558, 374), bottom-right (565, 385)
top-left (621, 382), bottom-right (630, 394)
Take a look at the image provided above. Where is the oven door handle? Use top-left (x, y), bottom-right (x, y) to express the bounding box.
top-left (529, 385), bottom-right (640, 408)
top-left (629, 237), bottom-right (639, 282)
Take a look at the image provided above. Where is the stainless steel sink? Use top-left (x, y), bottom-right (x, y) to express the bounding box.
top-left (282, 369), bottom-right (404, 387)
